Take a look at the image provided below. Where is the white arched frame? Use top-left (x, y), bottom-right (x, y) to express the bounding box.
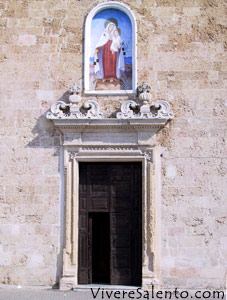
top-left (84, 2), bottom-right (137, 95)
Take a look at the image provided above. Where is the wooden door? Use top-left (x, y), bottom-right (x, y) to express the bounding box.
top-left (109, 163), bottom-right (142, 285)
top-left (78, 162), bottom-right (142, 286)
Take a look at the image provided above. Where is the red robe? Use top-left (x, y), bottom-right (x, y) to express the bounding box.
top-left (102, 40), bottom-right (118, 79)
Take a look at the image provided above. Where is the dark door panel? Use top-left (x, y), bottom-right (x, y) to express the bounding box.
top-left (78, 162), bottom-right (142, 286)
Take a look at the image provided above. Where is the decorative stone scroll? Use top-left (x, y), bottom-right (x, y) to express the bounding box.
top-left (46, 84), bottom-right (104, 120)
top-left (116, 83), bottom-right (174, 120)
top-left (46, 82), bottom-right (173, 123)
top-left (116, 99), bottom-right (174, 120)
top-left (83, 100), bottom-right (104, 119)
top-left (116, 100), bottom-right (138, 118)
top-left (46, 99), bottom-right (104, 119)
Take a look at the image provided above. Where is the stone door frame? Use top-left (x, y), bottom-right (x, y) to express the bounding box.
top-left (46, 94), bottom-right (174, 290)
top-left (60, 142), bottom-right (161, 290)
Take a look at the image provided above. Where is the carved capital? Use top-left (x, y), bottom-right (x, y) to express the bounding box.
top-left (68, 152), bottom-right (78, 160)
top-left (143, 150), bottom-right (153, 162)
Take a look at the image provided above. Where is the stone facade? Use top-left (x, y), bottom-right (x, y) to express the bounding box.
top-left (0, 0), bottom-right (226, 290)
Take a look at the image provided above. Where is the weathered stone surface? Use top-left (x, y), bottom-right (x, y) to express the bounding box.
top-left (0, 0), bottom-right (226, 290)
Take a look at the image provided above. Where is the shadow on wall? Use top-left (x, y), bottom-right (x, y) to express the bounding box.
top-left (26, 91), bottom-right (70, 152)
top-left (26, 91), bottom-right (70, 288)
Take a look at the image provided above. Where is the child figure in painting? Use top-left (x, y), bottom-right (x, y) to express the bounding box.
top-left (94, 18), bottom-right (125, 89)
top-left (111, 28), bottom-right (122, 53)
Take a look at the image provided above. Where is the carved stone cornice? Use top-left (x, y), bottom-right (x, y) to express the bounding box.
top-left (67, 146), bottom-right (153, 162)
top-left (46, 104), bottom-right (173, 134)
top-left (77, 145), bottom-right (139, 151)
top-left (47, 99), bottom-right (173, 122)
top-left (46, 83), bottom-right (174, 134)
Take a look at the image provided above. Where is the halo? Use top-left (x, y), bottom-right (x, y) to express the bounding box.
top-left (104, 17), bottom-right (118, 28)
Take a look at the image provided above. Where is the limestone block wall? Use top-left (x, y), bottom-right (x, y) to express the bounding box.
top-left (0, 0), bottom-right (226, 289)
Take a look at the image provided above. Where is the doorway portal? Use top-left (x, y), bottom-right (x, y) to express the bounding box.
top-left (78, 162), bottom-right (142, 286)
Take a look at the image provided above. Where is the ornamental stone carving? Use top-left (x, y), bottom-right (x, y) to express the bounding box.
top-left (116, 82), bottom-right (174, 120)
top-left (46, 83), bottom-right (104, 120)
top-left (46, 82), bottom-right (174, 129)
top-left (116, 83), bottom-right (174, 120)
top-left (82, 100), bottom-right (104, 119)
top-left (137, 82), bottom-right (152, 101)
top-left (152, 100), bottom-right (174, 119)
top-left (116, 99), bottom-right (174, 120)
top-left (46, 100), bottom-right (71, 119)
top-left (46, 99), bottom-right (103, 120)
top-left (68, 146), bottom-right (153, 162)
top-left (142, 150), bottom-right (153, 162)
top-left (116, 100), bottom-right (138, 119)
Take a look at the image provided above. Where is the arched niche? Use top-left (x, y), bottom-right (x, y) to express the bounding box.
top-left (84, 2), bottom-right (137, 95)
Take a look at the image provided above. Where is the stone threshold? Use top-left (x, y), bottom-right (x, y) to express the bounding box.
top-left (72, 284), bottom-right (141, 291)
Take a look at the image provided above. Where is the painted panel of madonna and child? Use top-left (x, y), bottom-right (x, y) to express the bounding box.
top-left (89, 9), bottom-right (133, 91)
